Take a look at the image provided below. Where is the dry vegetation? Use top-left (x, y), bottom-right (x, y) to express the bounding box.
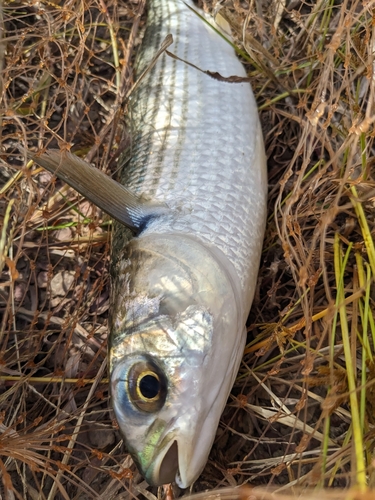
top-left (1, 0), bottom-right (375, 498)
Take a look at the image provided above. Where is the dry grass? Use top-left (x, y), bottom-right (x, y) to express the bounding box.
top-left (0, 0), bottom-right (375, 498)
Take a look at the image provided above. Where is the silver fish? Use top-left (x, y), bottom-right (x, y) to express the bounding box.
top-left (109, 0), bottom-right (267, 487)
top-left (29, 0), bottom-right (267, 488)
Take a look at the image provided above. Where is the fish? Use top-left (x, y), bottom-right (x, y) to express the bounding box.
top-left (29, 0), bottom-right (268, 488)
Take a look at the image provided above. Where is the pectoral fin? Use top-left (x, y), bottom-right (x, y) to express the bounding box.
top-left (27, 149), bottom-right (165, 232)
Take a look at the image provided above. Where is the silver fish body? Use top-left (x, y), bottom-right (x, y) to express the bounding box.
top-left (109, 0), bottom-right (267, 487)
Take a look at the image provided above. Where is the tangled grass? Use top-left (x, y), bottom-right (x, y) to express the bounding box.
top-left (1, 0), bottom-right (375, 498)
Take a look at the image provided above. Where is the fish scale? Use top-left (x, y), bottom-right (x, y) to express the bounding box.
top-left (120, 0), bottom-right (267, 299)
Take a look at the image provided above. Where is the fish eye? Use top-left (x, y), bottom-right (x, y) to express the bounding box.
top-left (128, 361), bottom-right (167, 412)
top-left (138, 372), bottom-right (160, 399)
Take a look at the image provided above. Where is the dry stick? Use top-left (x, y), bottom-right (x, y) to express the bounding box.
top-left (46, 358), bottom-right (107, 500)
top-left (276, 0), bottom-right (352, 309)
top-left (245, 287), bottom-right (365, 354)
top-left (104, 0), bottom-right (146, 171)
top-left (85, 31), bottom-right (172, 165)
top-left (19, 234), bottom-right (108, 248)
top-left (250, 372), bottom-right (335, 446)
top-left (0, 199), bottom-right (15, 274)
top-left (4, 230), bottom-right (32, 500)
top-left (0, 375), bottom-right (108, 385)
top-left (97, 0), bottom-right (129, 168)
top-left (119, 0), bottom-right (146, 98)
top-left (98, 0), bottom-right (121, 90)
top-left (97, 455), bottom-right (138, 500)
top-left (0, 0), bottom-right (4, 166)
top-left (166, 49), bottom-right (252, 83)
top-left (219, 7), bottom-right (292, 94)
top-left (16, 307), bottom-right (103, 350)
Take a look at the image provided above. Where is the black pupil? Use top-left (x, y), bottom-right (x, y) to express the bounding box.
top-left (139, 374), bottom-right (160, 399)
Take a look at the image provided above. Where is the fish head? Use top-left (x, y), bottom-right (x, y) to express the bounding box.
top-left (109, 234), bottom-right (245, 488)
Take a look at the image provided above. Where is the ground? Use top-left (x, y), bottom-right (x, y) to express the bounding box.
top-left (0, 0), bottom-right (375, 499)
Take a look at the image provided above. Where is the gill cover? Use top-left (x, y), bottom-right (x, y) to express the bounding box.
top-left (109, 234), bottom-right (245, 487)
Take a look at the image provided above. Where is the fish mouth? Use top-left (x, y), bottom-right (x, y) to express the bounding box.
top-left (141, 411), bottom-right (218, 487)
top-left (146, 438), bottom-right (198, 488)
top-left (146, 439), bottom-right (180, 486)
